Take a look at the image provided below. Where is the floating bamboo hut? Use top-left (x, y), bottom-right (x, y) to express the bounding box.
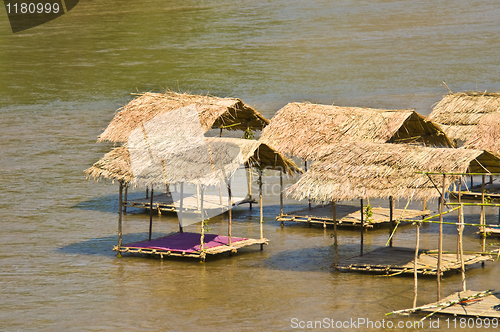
top-left (429, 91), bottom-right (500, 147)
top-left (85, 136), bottom-right (301, 261)
top-left (97, 91), bottom-right (269, 143)
top-left (260, 102), bottom-right (453, 161)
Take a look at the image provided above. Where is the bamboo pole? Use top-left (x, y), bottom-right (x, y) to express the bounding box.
top-left (228, 180), bottom-right (232, 246)
top-left (280, 168), bottom-right (284, 221)
top-left (248, 166), bottom-right (253, 210)
top-left (305, 160), bottom-right (311, 210)
top-left (457, 180), bottom-right (461, 261)
top-left (117, 181), bottom-right (123, 256)
top-left (481, 175), bottom-right (486, 253)
top-left (437, 174), bottom-right (445, 302)
top-left (413, 221), bottom-right (420, 309)
top-left (149, 187), bottom-right (154, 241)
top-left (200, 185), bottom-right (205, 257)
top-left (360, 199), bottom-right (364, 256)
top-left (459, 203), bottom-right (466, 292)
top-left (332, 201), bottom-right (338, 267)
top-left (259, 170), bottom-right (264, 250)
top-left (179, 183), bottom-right (184, 233)
top-left (123, 184), bottom-right (128, 214)
top-left (389, 196), bottom-right (394, 248)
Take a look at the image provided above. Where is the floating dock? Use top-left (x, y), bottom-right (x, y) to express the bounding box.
top-left (277, 205), bottom-right (430, 228)
top-left (420, 290), bottom-right (500, 318)
top-left (114, 232), bottom-right (268, 261)
top-left (336, 247), bottom-right (492, 275)
top-left (449, 182), bottom-right (500, 202)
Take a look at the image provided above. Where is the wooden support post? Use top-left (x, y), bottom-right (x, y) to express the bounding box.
top-left (149, 187), bottom-right (154, 241)
top-left (305, 160), bottom-right (311, 210)
top-left (146, 187), bottom-right (149, 199)
top-left (279, 168), bottom-right (284, 220)
top-left (457, 180), bottom-right (462, 261)
top-left (437, 174), bottom-right (446, 302)
top-left (332, 201), bottom-right (338, 267)
top-left (179, 183), bottom-right (184, 233)
top-left (360, 199), bottom-right (364, 256)
top-left (123, 184), bottom-right (128, 214)
top-left (200, 185), bottom-right (205, 253)
top-left (471, 175), bottom-right (473, 188)
top-left (422, 198), bottom-right (427, 212)
top-left (259, 170), bottom-right (264, 250)
top-left (490, 175), bottom-right (494, 184)
top-left (117, 181), bottom-right (123, 256)
top-left (389, 196), bottom-right (394, 248)
top-left (228, 181), bottom-right (232, 246)
top-left (413, 221), bottom-right (420, 309)
top-left (481, 174), bottom-right (486, 253)
top-left (459, 203), bottom-right (466, 292)
top-left (248, 166), bottom-right (253, 210)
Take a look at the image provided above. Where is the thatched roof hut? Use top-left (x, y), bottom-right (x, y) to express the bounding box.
top-left (98, 91), bottom-right (269, 143)
top-left (85, 138), bottom-right (301, 185)
top-left (462, 113), bottom-right (500, 157)
top-left (429, 91), bottom-right (500, 145)
top-left (286, 141), bottom-right (500, 202)
top-left (260, 102), bottom-right (453, 160)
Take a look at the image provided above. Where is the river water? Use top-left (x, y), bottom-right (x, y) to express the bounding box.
top-left (1, 1), bottom-right (500, 331)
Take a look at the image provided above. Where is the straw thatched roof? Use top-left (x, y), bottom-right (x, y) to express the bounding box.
top-left (260, 102), bottom-right (453, 160)
top-left (429, 91), bottom-right (500, 144)
top-left (462, 113), bottom-right (500, 157)
top-left (98, 91), bottom-right (269, 143)
top-left (85, 138), bottom-right (301, 186)
top-left (286, 141), bottom-right (500, 202)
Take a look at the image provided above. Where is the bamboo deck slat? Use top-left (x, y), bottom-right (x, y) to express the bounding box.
top-left (336, 247), bottom-right (492, 275)
top-left (124, 193), bottom-right (252, 213)
top-left (420, 290), bottom-right (500, 318)
top-left (277, 205), bottom-right (429, 228)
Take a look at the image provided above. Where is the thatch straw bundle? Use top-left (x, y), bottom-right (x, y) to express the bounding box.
top-left (463, 113), bottom-right (500, 157)
top-left (85, 138), bottom-right (301, 186)
top-left (98, 91), bottom-right (269, 143)
top-left (429, 91), bottom-right (500, 143)
top-left (286, 141), bottom-right (500, 202)
top-left (260, 102), bottom-right (452, 160)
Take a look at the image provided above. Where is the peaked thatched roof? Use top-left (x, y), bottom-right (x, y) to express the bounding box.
top-left (462, 113), bottom-right (500, 157)
top-left (98, 91), bottom-right (269, 143)
top-left (429, 91), bottom-right (500, 144)
top-left (286, 142), bottom-right (500, 202)
top-left (260, 102), bottom-right (453, 160)
top-left (85, 138), bottom-right (301, 186)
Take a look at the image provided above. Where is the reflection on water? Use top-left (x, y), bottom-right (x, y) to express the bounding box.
top-left (1, 0), bottom-right (500, 330)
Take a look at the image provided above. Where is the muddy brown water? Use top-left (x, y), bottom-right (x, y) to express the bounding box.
top-left (1, 1), bottom-right (500, 330)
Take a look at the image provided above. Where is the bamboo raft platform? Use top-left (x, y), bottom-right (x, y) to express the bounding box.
top-left (479, 227), bottom-right (500, 237)
top-left (123, 193), bottom-right (252, 213)
top-left (420, 290), bottom-right (500, 318)
top-left (336, 247), bottom-right (493, 275)
top-left (449, 182), bottom-right (500, 202)
top-left (277, 205), bottom-right (430, 228)
top-left (114, 232), bottom-right (268, 261)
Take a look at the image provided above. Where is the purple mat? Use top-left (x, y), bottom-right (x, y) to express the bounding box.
top-left (125, 232), bottom-right (247, 253)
